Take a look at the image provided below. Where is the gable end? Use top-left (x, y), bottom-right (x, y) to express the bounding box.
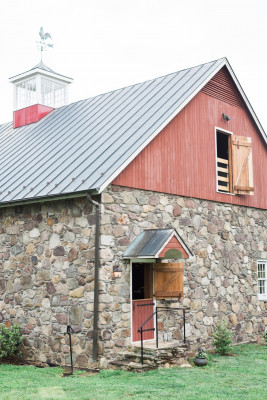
top-left (201, 67), bottom-right (244, 108)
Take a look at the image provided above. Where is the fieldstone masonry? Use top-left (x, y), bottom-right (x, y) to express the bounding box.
top-left (0, 185), bottom-right (267, 369)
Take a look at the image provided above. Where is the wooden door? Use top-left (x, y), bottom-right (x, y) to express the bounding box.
top-left (132, 298), bottom-right (154, 342)
top-left (231, 135), bottom-right (254, 195)
top-left (154, 262), bottom-right (183, 298)
top-left (132, 263), bottom-right (154, 342)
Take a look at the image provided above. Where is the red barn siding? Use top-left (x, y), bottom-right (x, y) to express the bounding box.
top-left (158, 237), bottom-right (189, 259)
top-left (112, 91), bottom-right (267, 209)
top-left (201, 66), bottom-right (244, 108)
top-left (13, 104), bottom-right (54, 128)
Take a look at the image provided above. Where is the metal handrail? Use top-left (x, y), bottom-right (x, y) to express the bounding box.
top-left (138, 311), bottom-right (156, 332)
top-left (136, 305), bottom-right (186, 365)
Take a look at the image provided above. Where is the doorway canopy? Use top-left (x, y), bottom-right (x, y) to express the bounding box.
top-left (123, 228), bottom-right (193, 260)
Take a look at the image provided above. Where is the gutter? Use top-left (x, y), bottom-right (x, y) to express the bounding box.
top-left (87, 193), bottom-right (101, 362)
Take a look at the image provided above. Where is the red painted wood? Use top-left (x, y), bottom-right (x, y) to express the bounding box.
top-left (132, 298), bottom-right (154, 342)
top-left (158, 236), bottom-right (189, 258)
top-left (112, 70), bottom-right (267, 209)
top-left (201, 67), bottom-right (244, 108)
top-left (13, 104), bottom-right (54, 128)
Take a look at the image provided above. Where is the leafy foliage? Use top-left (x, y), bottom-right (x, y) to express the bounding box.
top-left (0, 324), bottom-right (22, 359)
top-left (195, 347), bottom-right (207, 359)
top-left (212, 321), bottom-right (232, 355)
top-left (264, 331), bottom-right (267, 345)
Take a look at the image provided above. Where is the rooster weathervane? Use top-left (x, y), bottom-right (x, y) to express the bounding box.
top-left (36, 27), bottom-right (54, 61)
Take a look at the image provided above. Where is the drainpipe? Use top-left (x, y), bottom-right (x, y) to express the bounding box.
top-left (87, 193), bottom-right (101, 362)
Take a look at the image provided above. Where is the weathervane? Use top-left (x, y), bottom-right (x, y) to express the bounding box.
top-left (36, 27), bottom-right (54, 61)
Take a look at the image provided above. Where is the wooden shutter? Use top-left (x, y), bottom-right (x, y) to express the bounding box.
top-left (231, 135), bottom-right (254, 195)
top-left (154, 263), bottom-right (183, 299)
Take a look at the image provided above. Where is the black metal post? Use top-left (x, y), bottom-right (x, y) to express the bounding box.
top-left (156, 307), bottom-right (158, 349)
top-left (140, 327), bottom-right (143, 365)
top-left (65, 325), bottom-right (74, 374)
top-left (183, 308), bottom-right (186, 343)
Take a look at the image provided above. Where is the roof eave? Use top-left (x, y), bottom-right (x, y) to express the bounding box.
top-left (0, 190), bottom-right (91, 208)
top-left (223, 58), bottom-right (267, 145)
top-left (9, 69), bottom-right (73, 84)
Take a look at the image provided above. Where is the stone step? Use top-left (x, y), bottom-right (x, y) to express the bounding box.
top-left (110, 341), bottom-right (190, 371)
top-left (130, 341), bottom-right (188, 352)
top-left (118, 351), bottom-right (156, 361)
top-left (109, 360), bottom-right (157, 372)
top-left (116, 352), bottom-right (157, 366)
top-left (130, 346), bottom-right (188, 357)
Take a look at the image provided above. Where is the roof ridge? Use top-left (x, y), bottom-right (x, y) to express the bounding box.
top-left (56, 58), bottom-right (227, 113)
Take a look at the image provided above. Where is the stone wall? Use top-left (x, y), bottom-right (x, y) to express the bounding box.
top-left (100, 185), bottom-right (267, 353)
top-left (0, 185), bottom-right (267, 370)
top-left (0, 198), bottom-right (98, 368)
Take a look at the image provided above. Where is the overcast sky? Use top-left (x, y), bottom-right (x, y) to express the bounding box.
top-left (0, 0), bottom-right (267, 131)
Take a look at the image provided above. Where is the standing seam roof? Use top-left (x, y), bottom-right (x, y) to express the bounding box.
top-left (0, 57), bottom-right (265, 204)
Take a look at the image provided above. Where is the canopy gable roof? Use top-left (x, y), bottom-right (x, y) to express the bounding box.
top-left (0, 57), bottom-right (266, 205)
top-left (123, 229), bottom-right (193, 259)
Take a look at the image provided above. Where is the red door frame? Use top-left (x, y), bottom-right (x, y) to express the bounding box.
top-left (131, 261), bottom-right (155, 342)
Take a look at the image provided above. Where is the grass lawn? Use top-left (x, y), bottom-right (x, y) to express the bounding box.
top-left (0, 344), bottom-right (266, 400)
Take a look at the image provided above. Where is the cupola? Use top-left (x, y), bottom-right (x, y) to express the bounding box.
top-left (9, 61), bottom-right (73, 128)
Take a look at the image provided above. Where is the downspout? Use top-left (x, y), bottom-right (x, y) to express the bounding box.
top-left (87, 193), bottom-right (101, 362)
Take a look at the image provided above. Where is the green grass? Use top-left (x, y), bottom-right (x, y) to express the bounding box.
top-left (0, 344), bottom-right (266, 400)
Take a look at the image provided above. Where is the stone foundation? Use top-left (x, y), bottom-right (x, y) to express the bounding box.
top-left (0, 185), bottom-right (267, 369)
top-left (101, 185), bottom-right (267, 352)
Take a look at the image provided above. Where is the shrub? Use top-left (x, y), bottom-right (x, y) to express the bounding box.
top-left (212, 321), bottom-right (232, 355)
top-left (0, 324), bottom-right (22, 359)
top-left (263, 331), bottom-right (267, 345)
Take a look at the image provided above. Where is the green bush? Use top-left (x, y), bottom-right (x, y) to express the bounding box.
top-left (0, 324), bottom-right (22, 359)
top-left (263, 331), bottom-right (267, 345)
top-left (212, 321), bottom-right (232, 355)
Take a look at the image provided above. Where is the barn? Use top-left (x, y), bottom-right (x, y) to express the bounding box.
top-left (0, 57), bottom-right (266, 369)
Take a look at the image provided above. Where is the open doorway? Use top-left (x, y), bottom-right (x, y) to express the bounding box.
top-left (216, 130), bottom-right (232, 193)
top-left (132, 263), bottom-right (154, 342)
top-left (132, 263), bottom-right (153, 300)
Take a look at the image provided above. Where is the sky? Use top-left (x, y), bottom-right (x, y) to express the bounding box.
top-left (0, 0), bottom-right (267, 131)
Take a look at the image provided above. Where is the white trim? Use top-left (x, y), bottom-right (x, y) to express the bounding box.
top-left (155, 231), bottom-right (192, 258)
top-left (216, 191), bottom-right (235, 196)
top-left (123, 229), bottom-right (193, 260)
top-left (130, 260), bottom-right (156, 344)
top-left (223, 59), bottom-right (267, 145)
top-left (215, 126), bottom-right (233, 136)
top-left (257, 260), bottom-right (267, 301)
top-left (124, 257), bottom-right (157, 261)
top-left (9, 68), bottom-right (73, 84)
top-left (155, 232), bottom-right (174, 258)
top-left (215, 126), bottom-right (235, 195)
top-left (129, 256), bottom-right (157, 259)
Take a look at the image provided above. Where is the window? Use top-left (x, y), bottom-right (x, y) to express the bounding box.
top-left (154, 262), bottom-right (183, 299)
top-left (216, 130), bottom-right (254, 195)
top-left (258, 261), bottom-right (267, 300)
top-left (41, 78), bottom-right (66, 108)
top-left (16, 78), bottom-right (37, 109)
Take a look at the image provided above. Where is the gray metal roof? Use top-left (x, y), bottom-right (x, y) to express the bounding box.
top-left (0, 57), bottom-right (266, 205)
top-left (123, 228), bottom-right (193, 258)
top-left (123, 229), bottom-right (175, 258)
